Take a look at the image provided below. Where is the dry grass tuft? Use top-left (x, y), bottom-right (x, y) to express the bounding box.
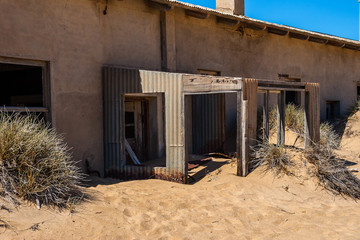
top-left (251, 142), bottom-right (293, 176)
top-left (0, 112), bottom-right (86, 208)
top-left (305, 140), bottom-right (360, 199)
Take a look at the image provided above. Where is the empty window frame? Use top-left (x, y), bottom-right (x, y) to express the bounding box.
top-left (0, 57), bottom-right (50, 121)
top-left (357, 82), bottom-right (360, 100)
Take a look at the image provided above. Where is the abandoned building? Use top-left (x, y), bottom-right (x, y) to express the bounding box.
top-left (0, 0), bottom-right (359, 182)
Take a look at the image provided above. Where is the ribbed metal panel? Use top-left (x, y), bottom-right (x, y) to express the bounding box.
top-left (103, 67), bottom-right (186, 182)
top-left (140, 70), bottom-right (186, 181)
top-left (103, 67), bottom-right (126, 178)
top-left (192, 94), bottom-right (225, 154)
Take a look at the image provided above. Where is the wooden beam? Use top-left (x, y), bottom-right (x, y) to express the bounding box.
top-left (308, 36), bottom-right (328, 44)
top-left (243, 22), bottom-right (266, 31)
top-left (258, 79), bottom-right (306, 87)
top-left (263, 90), bottom-right (269, 143)
top-left (289, 32), bottom-right (308, 40)
top-left (343, 44), bottom-right (360, 51)
top-left (327, 40), bottom-right (345, 47)
top-left (277, 91), bottom-right (285, 146)
top-left (183, 75), bottom-right (242, 93)
top-left (241, 100), bottom-right (249, 177)
top-left (304, 83), bottom-right (320, 148)
top-left (216, 16), bottom-right (239, 26)
top-left (185, 9), bottom-right (209, 19)
top-left (258, 86), bottom-right (305, 92)
top-left (147, 0), bottom-right (172, 11)
top-left (236, 91), bottom-right (243, 176)
top-left (242, 79), bottom-right (258, 147)
top-left (267, 27), bottom-right (288, 36)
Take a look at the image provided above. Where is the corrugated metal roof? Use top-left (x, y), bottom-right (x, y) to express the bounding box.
top-left (152, 0), bottom-right (360, 50)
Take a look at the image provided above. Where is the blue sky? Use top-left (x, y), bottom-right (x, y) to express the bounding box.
top-left (181, 0), bottom-right (359, 40)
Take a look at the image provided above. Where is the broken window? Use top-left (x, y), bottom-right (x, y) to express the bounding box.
top-left (0, 58), bottom-right (50, 121)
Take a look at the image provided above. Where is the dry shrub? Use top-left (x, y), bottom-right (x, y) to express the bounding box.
top-left (251, 142), bottom-right (293, 176)
top-left (320, 122), bottom-right (339, 149)
top-left (306, 123), bottom-right (360, 199)
top-left (285, 104), bottom-right (304, 134)
top-left (0, 112), bottom-right (85, 208)
top-left (268, 104), bottom-right (304, 135)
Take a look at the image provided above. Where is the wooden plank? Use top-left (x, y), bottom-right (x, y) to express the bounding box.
top-left (183, 75), bottom-right (242, 93)
top-left (277, 91), bottom-right (285, 146)
top-left (241, 100), bottom-right (249, 177)
top-left (304, 91), bottom-right (310, 148)
top-left (236, 91), bottom-right (242, 176)
top-left (147, 0), bottom-right (172, 11)
top-left (185, 9), bottom-right (209, 19)
top-left (263, 90), bottom-right (269, 142)
top-left (258, 86), bottom-right (305, 92)
top-left (304, 83), bottom-right (320, 148)
top-left (125, 139), bottom-right (141, 165)
top-left (257, 79), bottom-right (306, 87)
top-left (242, 79), bottom-right (258, 147)
top-left (216, 16), bottom-right (239, 26)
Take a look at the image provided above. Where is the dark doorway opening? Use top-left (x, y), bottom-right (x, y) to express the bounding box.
top-left (357, 85), bottom-right (360, 100)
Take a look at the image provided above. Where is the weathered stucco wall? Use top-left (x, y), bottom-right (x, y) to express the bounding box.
top-left (173, 7), bottom-right (360, 120)
top-left (0, 0), bottom-right (161, 174)
top-left (1, 0), bottom-right (359, 173)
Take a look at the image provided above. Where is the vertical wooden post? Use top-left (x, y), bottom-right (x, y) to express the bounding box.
top-left (263, 90), bottom-right (269, 142)
top-left (236, 91), bottom-right (242, 176)
top-left (304, 83), bottom-right (320, 148)
top-left (304, 91), bottom-right (310, 148)
top-left (277, 90), bottom-right (286, 146)
top-left (242, 100), bottom-right (249, 176)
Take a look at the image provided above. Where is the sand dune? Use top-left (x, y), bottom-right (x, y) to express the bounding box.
top-left (1, 113), bottom-right (360, 239)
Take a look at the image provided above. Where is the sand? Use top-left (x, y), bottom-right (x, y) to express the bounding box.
top-left (1, 113), bottom-right (360, 239)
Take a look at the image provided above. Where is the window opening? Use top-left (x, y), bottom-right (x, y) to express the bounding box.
top-left (0, 60), bottom-right (49, 122)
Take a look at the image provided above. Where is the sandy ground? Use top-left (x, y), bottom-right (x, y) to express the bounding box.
top-left (1, 112), bottom-right (360, 240)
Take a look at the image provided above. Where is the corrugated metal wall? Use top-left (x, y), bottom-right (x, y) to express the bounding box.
top-left (192, 94), bottom-right (225, 154)
top-left (103, 67), bottom-right (186, 182)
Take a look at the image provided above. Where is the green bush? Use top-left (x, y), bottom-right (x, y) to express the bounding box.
top-left (0, 112), bottom-right (85, 208)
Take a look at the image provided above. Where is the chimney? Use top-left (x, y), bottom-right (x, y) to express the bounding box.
top-left (216, 0), bottom-right (244, 15)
